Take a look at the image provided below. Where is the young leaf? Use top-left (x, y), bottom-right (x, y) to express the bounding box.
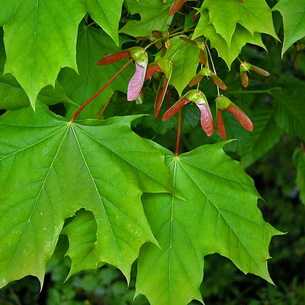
top-left (0, 106), bottom-right (170, 287)
top-left (161, 37), bottom-right (200, 95)
top-left (137, 144), bottom-right (280, 305)
top-left (275, 0), bottom-right (305, 53)
top-left (203, 0), bottom-right (276, 45)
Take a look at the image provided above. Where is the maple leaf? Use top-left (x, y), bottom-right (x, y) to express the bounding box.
top-left (193, 10), bottom-right (265, 67)
top-left (2, 0), bottom-right (85, 108)
top-left (203, 0), bottom-right (276, 46)
top-left (85, 0), bottom-right (124, 45)
top-left (159, 37), bottom-right (200, 95)
top-left (1, 1), bottom-right (124, 107)
top-left (274, 0), bottom-right (305, 53)
top-left (0, 106), bottom-right (170, 287)
top-left (136, 144), bottom-right (281, 305)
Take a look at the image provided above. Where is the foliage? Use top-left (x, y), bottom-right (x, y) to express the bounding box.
top-left (0, 1), bottom-right (304, 305)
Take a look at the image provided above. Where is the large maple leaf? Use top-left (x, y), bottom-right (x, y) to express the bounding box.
top-left (1, 0), bottom-right (124, 107)
top-left (0, 106), bottom-right (170, 287)
top-left (136, 144), bottom-right (281, 305)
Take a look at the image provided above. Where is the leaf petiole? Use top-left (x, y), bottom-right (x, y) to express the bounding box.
top-left (70, 59), bottom-right (132, 122)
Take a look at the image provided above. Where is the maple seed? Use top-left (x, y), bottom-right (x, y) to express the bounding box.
top-left (217, 110), bottom-right (227, 140)
top-left (169, 0), bottom-right (188, 16)
top-left (216, 95), bottom-right (253, 134)
top-left (251, 65), bottom-right (271, 77)
top-left (227, 105), bottom-right (254, 132)
top-left (97, 47), bottom-right (148, 102)
top-left (97, 50), bottom-right (130, 65)
top-left (199, 49), bottom-right (208, 65)
top-left (240, 71), bottom-right (249, 88)
top-left (189, 74), bottom-right (204, 87)
top-left (162, 98), bottom-right (190, 121)
top-left (196, 102), bottom-right (214, 137)
top-left (128, 63), bottom-right (147, 101)
top-left (127, 48), bottom-right (148, 101)
top-left (211, 74), bottom-right (228, 91)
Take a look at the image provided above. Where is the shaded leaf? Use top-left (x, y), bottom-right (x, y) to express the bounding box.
top-left (274, 76), bottom-right (305, 140)
top-left (63, 210), bottom-right (99, 276)
top-left (294, 148), bottom-right (305, 205)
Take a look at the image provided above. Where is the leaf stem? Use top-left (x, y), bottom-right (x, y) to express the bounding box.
top-left (175, 110), bottom-right (183, 155)
top-left (70, 60), bottom-right (132, 122)
top-left (229, 87), bottom-right (281, 95)
top-left (205, 43), bottom-right (220, 96)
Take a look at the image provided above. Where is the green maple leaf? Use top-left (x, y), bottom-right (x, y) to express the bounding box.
top-left (294, 148), bottom-right (305, 205)
top-left (0, 106), bottom-right (170, 287)
top-left (85, 0), bottom-right (124, 45)
top-left (2, 0), bottom-right (85, 108)
top-left (63, 210), bottom-right (99, 276)
top-left (1, 1), bottom-right (124, 108)
top-left (203, 0), bottom-right (276, 45)
top-left (121, 0), bottom-right (173, 37)
top-left (275, 0), bottom-right (305, 53)
top-left (59, 24), bottom-right (132, 120)
top-left (193, 10), bottom-right (265, 67)
top-left (160, 37), bottom-right (200, 95)
top-left (137, 144), bottom-right (281, 305)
